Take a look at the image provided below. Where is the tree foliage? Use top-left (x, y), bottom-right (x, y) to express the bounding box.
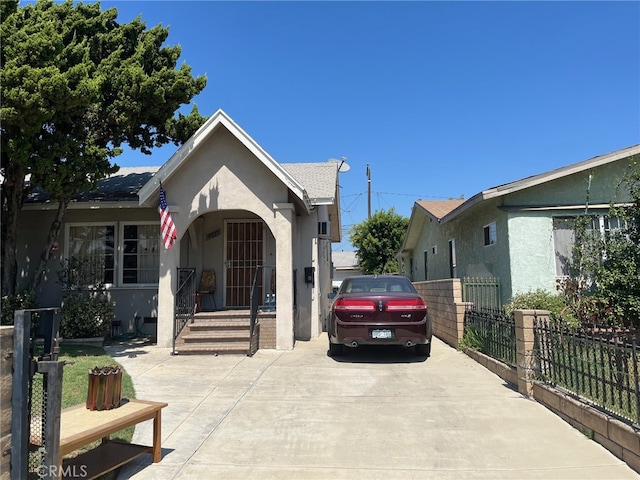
top-left (349, 208), bottom-right (409, 275)
top-left (558, 158), bottom-right (640, 327)
top-left (0, 0), bottom-right (207, 295)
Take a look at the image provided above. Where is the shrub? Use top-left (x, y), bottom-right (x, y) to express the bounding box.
top-left (1, 290), bottom-right (37, 325)
top-left (60, 292), bottom-right (113, 338)
top-left (505, 289), bottom-right (566, 315)
top-left (458, 327), bottom-right (484, 351)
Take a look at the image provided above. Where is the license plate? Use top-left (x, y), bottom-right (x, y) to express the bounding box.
top-left (371, 329), bottom-right (393, 339)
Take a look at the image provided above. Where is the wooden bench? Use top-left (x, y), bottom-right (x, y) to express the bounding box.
top-left (59, 399), bottom-right (168, 480)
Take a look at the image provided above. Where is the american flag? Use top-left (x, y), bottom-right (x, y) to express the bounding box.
top-left (158, 183), bottom-right (177, 250)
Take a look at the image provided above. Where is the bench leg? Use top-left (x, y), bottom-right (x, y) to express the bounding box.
top-left (152, 410), bottom-right (162, 462)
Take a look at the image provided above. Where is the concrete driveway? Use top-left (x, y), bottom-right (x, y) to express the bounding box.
top-left (107, 336), bottom-right (639, 480)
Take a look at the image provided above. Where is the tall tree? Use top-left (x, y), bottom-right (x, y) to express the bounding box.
top-left (349, 208), bottom-right (409, 274)
top-left (0, 0), bottom-right (207, 295)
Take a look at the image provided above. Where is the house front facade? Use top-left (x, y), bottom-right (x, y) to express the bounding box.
top-left (18, 110), bottom-right (342, 349)
top-left (398, 144), bottom-right (639, 305)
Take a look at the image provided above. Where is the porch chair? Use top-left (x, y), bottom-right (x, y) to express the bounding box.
top-left (195, 270), bottom-right (217, 312)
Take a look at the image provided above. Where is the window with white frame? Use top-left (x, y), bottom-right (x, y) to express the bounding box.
top-left (483, 222), bottom-right (497, 246)
top-left (122, 223), bottom-right (160, 284)
top-left (66, 224), bottom-right (116, 286)
top-left (66, 222), bottom-right (160, 287)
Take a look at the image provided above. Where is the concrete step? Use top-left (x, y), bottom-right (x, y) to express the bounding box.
top-left (187, 320), bottom-right (251, 331)
top-left (173, 342), bottom-right (249, 355)
top-left (175, 314), bottom-right (254, 355)
top-left (181, 330), bottom-right (250, 342)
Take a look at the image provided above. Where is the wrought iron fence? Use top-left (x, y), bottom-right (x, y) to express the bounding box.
top-left (462, 276), bottom-right (501, 310)
top-left (463, 306), bottom-right (517, 367)
top-left (534, 316), bottom-right (640, 425)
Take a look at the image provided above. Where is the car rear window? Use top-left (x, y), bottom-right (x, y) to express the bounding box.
top-left (341, 278), bottom-right (414, 293)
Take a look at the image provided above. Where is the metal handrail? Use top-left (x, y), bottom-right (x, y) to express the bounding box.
top-left (173, 268), bottom-right (196, 355)
top-left (248, 265), bottom-right (276, 356)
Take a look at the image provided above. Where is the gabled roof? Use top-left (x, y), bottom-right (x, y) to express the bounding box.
top-left (399, 144), bottom-right (639, 255)
top-left (283, 161), bottom-right (342, 242)
top-left (137, 109), bottom-right (312, 214)
top-left (440, 144), bottom-right (640, 224)
top-left (399, 199), bottom-right (464, 254)
top-left (282, 162), bottom-right (338, 205)
top-left (416, 199), bottom-right (465, 222)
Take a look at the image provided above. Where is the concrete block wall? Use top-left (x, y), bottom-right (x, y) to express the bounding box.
top-left (0, 326), bottom-right (13, 480)
top-left (413, 279), bottom-right (468, 348)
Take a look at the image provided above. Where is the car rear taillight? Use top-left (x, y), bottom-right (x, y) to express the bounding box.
top-left (333, 299), bottom-right (376, 312)
top-left (385, 298), bottom-right (427, 311)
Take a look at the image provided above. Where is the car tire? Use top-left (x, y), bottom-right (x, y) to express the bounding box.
top-left (329, 341), bottom-right (343, 357)
top-left (416, 343), bottom-right (431, 357)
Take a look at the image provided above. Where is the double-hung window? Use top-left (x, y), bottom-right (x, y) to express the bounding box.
top-left (122, 223), bottom-right (160, 285)
top-left (67, 224), bottom-right (116, 286)
top-left (66, 222), bottom-right (160, 287)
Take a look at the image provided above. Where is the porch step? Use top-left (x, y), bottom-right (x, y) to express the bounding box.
top-left (174, 311), bottom-right (254, 355)
top-left (174, 342), bottom-right (249, 355)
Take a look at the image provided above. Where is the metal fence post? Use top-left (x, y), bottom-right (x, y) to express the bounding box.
top-left (38, 361), bottom-right (63, 480)
top-left (10, 310), bottom-right (30, 480)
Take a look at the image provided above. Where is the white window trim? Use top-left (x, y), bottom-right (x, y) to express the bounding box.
top-left (64, 222), bottom-right (118, 288)
top-left (65, 221), bottom-right (163, 288)
top-left (119, 221), bottom-right (161, 287)
top-left (483, 222), bottom-right (497, 246)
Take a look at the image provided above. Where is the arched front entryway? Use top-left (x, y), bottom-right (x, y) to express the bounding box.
top-left (182, 210), bottom-right (277, 311)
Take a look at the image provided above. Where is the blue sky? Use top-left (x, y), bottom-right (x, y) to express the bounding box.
top-left (100, 1), bottom-right (639, 251)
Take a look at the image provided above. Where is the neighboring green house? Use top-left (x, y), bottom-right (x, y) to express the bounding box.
top-left (398, 144), bottom-right (639, 305)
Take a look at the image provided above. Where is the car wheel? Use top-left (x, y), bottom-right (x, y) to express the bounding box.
top-left (329, 341), bottom-right (343, 357)
top-left (415, 343), bottom-right (431, 357)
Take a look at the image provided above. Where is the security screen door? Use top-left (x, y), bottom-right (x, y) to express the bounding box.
top-left (225, 220), bottom-right (264, 307)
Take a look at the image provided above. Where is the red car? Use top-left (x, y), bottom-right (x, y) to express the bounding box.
top-left (327, 275), bottom-right (432, 356)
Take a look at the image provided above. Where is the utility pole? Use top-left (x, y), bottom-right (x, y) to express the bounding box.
top-left (366, 164), bottom-right (371, 218)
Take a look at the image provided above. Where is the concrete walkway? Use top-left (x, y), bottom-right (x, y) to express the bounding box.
top-left (107, 336), bottom-right (639, 480)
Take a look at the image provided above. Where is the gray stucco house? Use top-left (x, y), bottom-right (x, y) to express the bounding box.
top-left (331, 251), bottom-right (362, 291)
top-left (18, 109), bottom-right (342, 350)
top-left (398, 144), bottom-right (639, 305)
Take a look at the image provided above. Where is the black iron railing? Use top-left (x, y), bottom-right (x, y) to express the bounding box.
top-left (534, 317), bottom-right (640, 425)
top-left (248, 265), bottom-right (276, 356)
top-left (173, 268), bottom-right (196, 355)
top-left (463, 306), bottom-right (517, 367)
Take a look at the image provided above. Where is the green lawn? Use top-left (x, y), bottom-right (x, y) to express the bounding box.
top-left (58, 344), bottom-right (137, 479)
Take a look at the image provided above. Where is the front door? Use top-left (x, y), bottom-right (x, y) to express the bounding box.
top-left (225, 220), bottom-right (264, 307)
